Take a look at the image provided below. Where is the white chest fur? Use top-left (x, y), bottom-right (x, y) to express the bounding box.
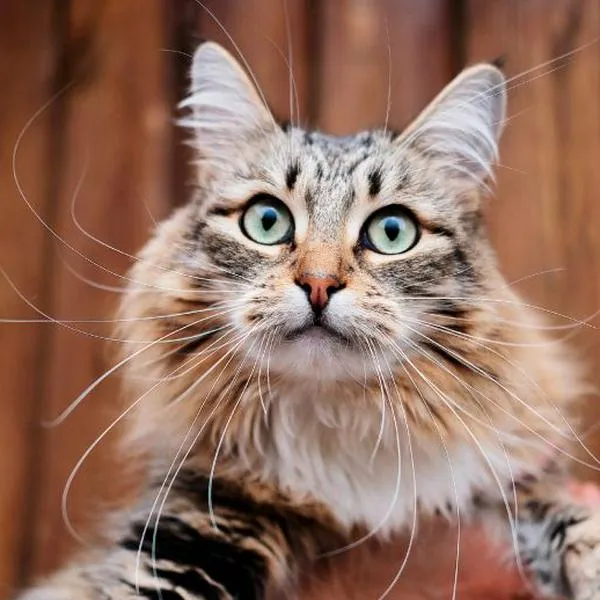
top-left (250, 386), bottom-right (534, 535)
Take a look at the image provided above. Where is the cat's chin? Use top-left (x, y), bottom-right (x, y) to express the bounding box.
top-left (258, 325), bottom-right (370, 382)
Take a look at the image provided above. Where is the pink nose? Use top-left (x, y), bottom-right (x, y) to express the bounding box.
top-left (297, 273), bottom-right (342, 312)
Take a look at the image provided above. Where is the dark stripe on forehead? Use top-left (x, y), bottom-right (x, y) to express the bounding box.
top-left (305, 188), bottom-right (314, 208)
top-left (346, 151), bottom-right (371, 175)
top-left (315, 162), bottom-right (324, 180)
top-left (396, 170), bottom-right (410, 190)
top-left (368, 167), bottom-right (382, 196)
top-left (286, 162), bottom-right (300, 190)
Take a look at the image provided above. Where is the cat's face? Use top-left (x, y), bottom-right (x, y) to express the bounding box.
top-left (124, 43), bottom-right (507, 385)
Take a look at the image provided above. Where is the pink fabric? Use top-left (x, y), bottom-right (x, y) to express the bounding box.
top-left (300, 481), bottom-right (600, 600)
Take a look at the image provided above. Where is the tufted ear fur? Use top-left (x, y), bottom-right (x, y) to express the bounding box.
top-left (178, 42), bottom-right (276, 165)
top-left (398, 64), bottom-right (507, 190)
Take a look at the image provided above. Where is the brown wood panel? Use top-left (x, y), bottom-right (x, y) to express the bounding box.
top-left (26, 0), bottom-right (173, 580)
top-left (193, 0), bottom-right (311, 123)
top-left (0, 2), bottom-right (57, 597)
top-left (315, 0), bottom-right (454, 133)
top-left (465, 1), bottom-right (600, 474)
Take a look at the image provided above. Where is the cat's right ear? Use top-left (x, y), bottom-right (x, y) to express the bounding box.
top-left (178, 42), bottom-right (276, 164)
top-left (397, 63), bottom-right (506, 192)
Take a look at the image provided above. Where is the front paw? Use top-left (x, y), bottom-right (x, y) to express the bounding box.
top-left (563, 512), bottom-right (600, 600)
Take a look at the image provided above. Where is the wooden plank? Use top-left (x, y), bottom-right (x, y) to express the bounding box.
top-left (465, 1), bottom-right (600, 475)
top-left (26, 0), bottom-right (173, 580)
top-left (0, 2), bottom-right (57, 597)
top-left (193, 0), bottom-right (311, 123)
top-left (315, 0), bottom-right (454, 133)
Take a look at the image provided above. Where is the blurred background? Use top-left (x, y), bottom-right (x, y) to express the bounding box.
top-left (1, 1), bottom-right (600, 598)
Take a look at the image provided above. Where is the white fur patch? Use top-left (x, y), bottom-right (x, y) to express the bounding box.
top-left (248, 383), bottom-right (533, 535)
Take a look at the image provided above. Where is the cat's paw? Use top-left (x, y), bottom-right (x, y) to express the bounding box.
top-left (563, 512), bottom-right (600, 600)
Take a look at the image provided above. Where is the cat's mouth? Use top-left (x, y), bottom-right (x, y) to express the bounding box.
top-left (283, 322), bottom-right (350, 345)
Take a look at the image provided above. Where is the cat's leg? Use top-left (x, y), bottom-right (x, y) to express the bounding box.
top-left (18, 473), bottom-right (345, 600)
top-left (494, 469), bottom-right (600, 600)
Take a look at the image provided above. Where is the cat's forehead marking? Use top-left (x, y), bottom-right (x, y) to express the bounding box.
top-left (286, 129), bottom-right (392, 241)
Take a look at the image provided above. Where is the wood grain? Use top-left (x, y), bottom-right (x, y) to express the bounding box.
top-left (466, 0), bottom-right (600, 477)
top-left (193, 0), bottom-right (311, 123)
top-left (24, 0), bottom-right (172, 580)
top-left (0, 2), bottom-right (57, 596)
top-left (315, 0), bottom-right (454, 134)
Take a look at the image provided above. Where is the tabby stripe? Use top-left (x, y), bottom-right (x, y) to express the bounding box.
top-left (176, 330), bottom-right (219, 356)
top-left (124, 517), bottom-right (266, 600)
top-left (429, 223), bottom-right (455, 238)
top-left (153, 567), bottom-right (229, 600)
top-left (125, 584), bottom-right (183, 600)
top-left (207, 206), bottom-right (238, 217)
top-left (173, 473), bottom-right (339, 557)
top-left (422, 340), bottom-right (468, 371)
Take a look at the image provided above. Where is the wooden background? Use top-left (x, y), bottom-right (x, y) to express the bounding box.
top-left (1, 1), bottom-right (600, 597)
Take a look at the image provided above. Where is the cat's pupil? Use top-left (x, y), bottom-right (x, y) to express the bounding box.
top-left (261, 208), bottom-right (278, 231)
top-left (384, 218), bottom-right (401, 241)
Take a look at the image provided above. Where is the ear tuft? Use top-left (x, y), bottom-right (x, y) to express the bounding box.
top-left (178, 42), bottom-right (275, 164)
top-left (399, 64), bottom-right (506, 190)
top-left (490, 55), bottom-right (507, 70)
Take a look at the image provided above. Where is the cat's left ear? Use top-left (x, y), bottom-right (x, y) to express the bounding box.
top-left (398, 64), bottom-right (506, 190)
top-left (179, 42), bottom-right (276, 164)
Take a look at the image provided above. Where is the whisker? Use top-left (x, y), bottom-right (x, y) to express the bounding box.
top-left (323, 336), bottom-right (404, 558)
top-left (282, 0), bottom-right (299, 128)
top-left (45, 312), bottom-right (237, 426)
top-left (385, 337), bottom-right (525, 584)
top-left (147, 326), bottom-right (260, 593)
top-left (401, 322), bottom-right (600, 472)
top-left (207, 333), bottom-right (265, 528)
top-left (135, 326), bottom-right (257, 593)
top-left (383, 334), bottom-right (536, 590)
top-left (190, 0), bottom-right (276, 134)
top-left (382, 16), bottom-right (392, 135)
top-left (403, 294), bottom-right (598, 332)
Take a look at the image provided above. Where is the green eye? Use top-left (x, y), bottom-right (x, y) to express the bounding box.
top-left (364, 206), bottom-right (420, 255)
top-left (241, 196), bottom-right (294, 245)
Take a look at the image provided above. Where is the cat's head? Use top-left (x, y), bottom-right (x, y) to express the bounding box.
top-left (119, 43), bottom-right (580, 442)
top-left (122, 42), bottom-right (507, 377)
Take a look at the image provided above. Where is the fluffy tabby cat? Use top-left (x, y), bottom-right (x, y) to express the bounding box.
top-left (19, 42), bottom-right (600, 600)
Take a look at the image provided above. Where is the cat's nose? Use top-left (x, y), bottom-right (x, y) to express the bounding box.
top-left (296, 273), bottom-right (343, 314)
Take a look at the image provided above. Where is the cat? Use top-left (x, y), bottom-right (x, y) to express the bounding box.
top-left (17, 41), bottom-right (600, 600)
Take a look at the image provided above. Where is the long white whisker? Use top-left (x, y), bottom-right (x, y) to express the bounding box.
top-left (207, 332), bottom-right (266, 528)
top-left (136, 326), bottom-right (257, 593)
top-left (386, 338), bottom-right (524, 585)
top-left (401, 317), bottom-right (600, 470)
